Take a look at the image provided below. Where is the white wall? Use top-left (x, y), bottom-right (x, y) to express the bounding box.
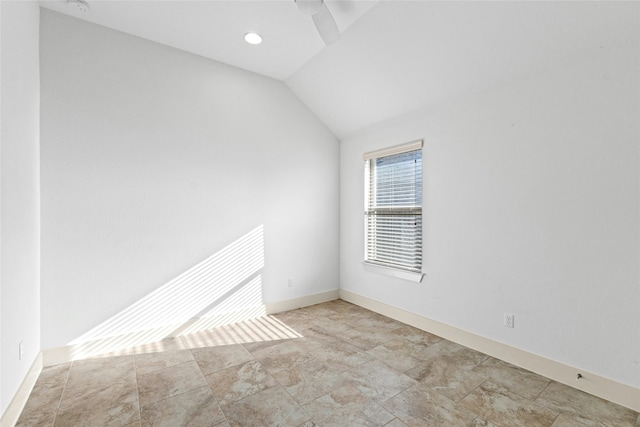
top-left (40, 10), bottom-right (339, 350)
top-left (340, 45), bottom-right (639, 388)
top-left (0, 0), bottom-right (41, 416)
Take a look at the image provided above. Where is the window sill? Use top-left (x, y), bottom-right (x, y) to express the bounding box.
top-left (362, 262), bottom-right (424, 283)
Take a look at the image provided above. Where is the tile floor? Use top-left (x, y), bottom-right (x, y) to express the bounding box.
top-left (16, 299), bottom-right (640, 427)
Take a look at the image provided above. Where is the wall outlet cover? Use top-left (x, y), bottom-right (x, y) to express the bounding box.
top-left (504, 313), bottom-right (515, 328)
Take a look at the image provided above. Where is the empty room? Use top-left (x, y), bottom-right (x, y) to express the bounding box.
top-left (1, 0), bottom-right (639, 426)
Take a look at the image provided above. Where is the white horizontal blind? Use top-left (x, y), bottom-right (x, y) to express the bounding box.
top-left (364, 141), bottom-right (423, 274)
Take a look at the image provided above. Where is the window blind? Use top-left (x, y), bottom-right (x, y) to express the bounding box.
top-left (364, 141), bottom-right (423, 274)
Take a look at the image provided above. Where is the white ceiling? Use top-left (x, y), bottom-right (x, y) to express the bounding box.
top-left (38, 0), bottom-right (379, 80)
top-left (39, 1), bottom-right (639, 138)
top-left (287, 1), bottom-right (639, 137)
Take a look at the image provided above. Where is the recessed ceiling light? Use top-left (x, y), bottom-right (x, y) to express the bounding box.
top-left (244, 32), bottom-right (263, 45)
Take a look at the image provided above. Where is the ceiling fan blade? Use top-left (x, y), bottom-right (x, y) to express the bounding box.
top-left (312, 4), bottom-right (340, 45)
top-left (295, 0), bottom-right (323, 15)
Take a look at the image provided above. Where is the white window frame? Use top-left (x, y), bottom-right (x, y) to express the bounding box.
top-left (363, 140), bottom-right (424, 282)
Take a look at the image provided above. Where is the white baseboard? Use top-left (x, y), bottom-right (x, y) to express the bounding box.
top-left (339, 289), bottom-right (640, 413)
top-left (43, 304), bottom-right (266, 366)
top-left (9, 289), bottom-right (637, 424)
top-left (265, 289), bottom-right (340, 314)
top-left (43, 290), bottom-right (340, 367)
top-left (0, 353), bottom-right (43, 427)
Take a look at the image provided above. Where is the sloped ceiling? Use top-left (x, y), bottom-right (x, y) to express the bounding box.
top-left (286, 1), bottom-right (639, 138)
top-left (39, 1), bottom-right (639, 139)
top-left (38, 0), bottom-right (379, 80)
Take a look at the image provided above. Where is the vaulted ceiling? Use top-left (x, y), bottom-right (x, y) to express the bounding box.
top-left (39, 0), bottom-right (639, 138)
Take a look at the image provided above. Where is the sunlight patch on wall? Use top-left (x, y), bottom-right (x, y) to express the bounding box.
top-left (175, 274), bottom-right (265, 335)
top-left (65, 225), bottom-right (268, 357)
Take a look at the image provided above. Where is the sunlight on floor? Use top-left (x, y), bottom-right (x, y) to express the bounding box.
top-left (181, 315), bottom-right (303, 349)
top-left (58, 225), bottom-right (306, 361)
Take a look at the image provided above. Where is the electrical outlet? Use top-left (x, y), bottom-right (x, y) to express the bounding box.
top-left (19, 341), bottom-right (24, 361)
top-left (287, 278), bottom-right (293, 288)
top-left (504, 313), bottom-right (515, 328)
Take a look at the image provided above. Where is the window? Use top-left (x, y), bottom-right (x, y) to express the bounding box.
top-left (363, 140), bottom-right (423, 280)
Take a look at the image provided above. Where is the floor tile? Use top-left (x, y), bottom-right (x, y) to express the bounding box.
top-left (60, 357), bottom-right (137, 412)
top-left (255, 315), bottom-right (306, 339)
top-left (35, 363), bottom-right (72, 387)
top-left (205, 359), bottom-right (278, 405)
top-left (551, 413), bottom-right (591, 426)
top-left (311, 315), bottom-right (355, 334)
top-left (222, 385), bottom-right (310, 427)
top-left (131, 337), bottom-right (188, 354)
top-left (67, 354), bottom-right (134, 378)
top-left (323, 300), bottom-right (369, 314)
top-left (16, 389), bottom-right (63, 427)
top-left (273, 359), bottom-right (348, 405)
top-left (16, 300), bottom-right (639, 427)
top-left (191, 344), bottom-right (254, 375)
top-left (182, 317), bottom-right (296, 349)
top-left (347, 313), bottom-right (405, 332)
top-left (16, 364), bottom-right (70, 427)
top-left (383, 382), bottom-right (479, 427)
top-left (403, 355), bottom-right (486, 402)
top-left (54, 380), bottom-right (139, 427)
top-left (63, 361), bottom-right (135, 401)
top-left (405, 340), bottom-right (488, 381)
top-left (340, 325), bottom-right (398, 351)
top-left (535, 381), bottom-right (638, 427)
top-left (218, 316), bottom-right (301, 344)
top-left (342, 359), bottom-right (416, 403)
top-left (226, 319), bottom-right (276, 342)
top-left (388, 324), bottom-right (443, 346)
top-left (303, 383), bottom-right (395, 427)
top-left (59, 376), bottom-right (137, 412)
top-left (297, 325), bottom-right (346, 346)
top-left (242, 338), bottom-right (290, 354)
top-left (325, 311), bottom-right (364, 326)
top-left (299, 303), bottom-right (342, 318)
top-left (460, 381), bottom-right (559, 427)
top-left (471, 418), bottom-right (499, 427)
top-left (308, 338), bottom-right (375, 371)
top-left (437, 340), bottom-right (489, 367)
top-left (366, 338), bottom-right (432, 372)
top-left (384, 419), bottom-right (409, 427)
top-left (471, 357), bottom-right (550, 400)
top-left (272, 310), bottom-right (317, 330)
top-left (298, 326), bottom-right (368, 361)
top-left (134, 349), bottom-right (194, 375)
top-left (251, 339), bottom-right (317, 374)
top-left (140, 386), bottom-right (225, 427)
top-left (182, 328), bottom-right (241, 349)
top-left (137, 360), bottom-right (208, 407)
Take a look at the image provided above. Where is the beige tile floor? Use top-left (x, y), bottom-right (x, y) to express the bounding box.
top-left (16, 300), bottom-right (640, 427)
